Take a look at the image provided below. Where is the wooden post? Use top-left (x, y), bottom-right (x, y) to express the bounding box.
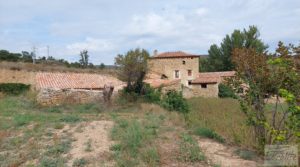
top-left (103, 84), bottom-right (114, 105)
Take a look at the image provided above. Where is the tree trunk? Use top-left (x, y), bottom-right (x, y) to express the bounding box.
top-left (254, 96), bottom-right (266, 149)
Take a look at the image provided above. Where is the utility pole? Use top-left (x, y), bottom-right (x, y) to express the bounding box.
top-left (32, 46), bottom-right (36, 64)
top-left (47, 45), bottom-right (50, 58)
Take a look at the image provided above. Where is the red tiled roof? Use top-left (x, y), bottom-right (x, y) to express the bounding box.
top-left (191, 77), bottom-right (219, 84)
top-left (151, 51), bottom-right (199, 59)
top-left (191, 71), bottom-right (235, 84)
top-left (36, 72), bottom-right (124, 90)
top-left (197, 71), bottom-right (236, 78)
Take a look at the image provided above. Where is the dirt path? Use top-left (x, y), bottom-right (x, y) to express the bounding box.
top-left (157, 122), bottom-right (208, 167)
top-left (155, 115), bottom-right (260, 167)
top-left (197, 138), bottom-right (259, 167)
top-left (60, 120), bottom-right (114, 167)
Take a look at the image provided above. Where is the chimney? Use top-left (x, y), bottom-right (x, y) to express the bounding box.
top-left (153, 49), bottom-right (158, 56)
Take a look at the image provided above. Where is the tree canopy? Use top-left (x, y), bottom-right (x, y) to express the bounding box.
top-left (202, 26), bottom-right (268, 72)
top-left (115, 48), bottom-right (150, 94)
top-left (229, 42), bottom-right (300, 150)
top-left (0, 50), bottom-right (22, 62)
top-left (79, 50), bottom-right (89, 68)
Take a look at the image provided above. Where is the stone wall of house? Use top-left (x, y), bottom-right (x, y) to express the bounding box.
top-left (148, 57), bottom-right (199, 86)
top-left (183, 83), bottom-right (218, 98)
top-left (37, 88), bottom-right (103, 106)
top-left (160, 81), bottom-right (182, 93)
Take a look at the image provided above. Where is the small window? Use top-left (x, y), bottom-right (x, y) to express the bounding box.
top-left (175, 70), bottom-right (180, 78)
top-left (188, 80), bottom-right (192, 85)
top-left (201, 84), bottom-right (207, 88)
top-left (182, 60), bottom-right (186, 65)
top-left (188, 70), bottom-right (192, 76)
top-left (161, 74), bottom-right (168, 79)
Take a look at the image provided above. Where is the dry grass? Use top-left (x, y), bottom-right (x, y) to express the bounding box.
top-left (0, 61), bottom-right (118, 76)
top-left (0, 69), bottom-right (36, 86)
top-left (186, 97), bottom-right (256, 149)
top-left (0, 94), bottom-right (261, 166)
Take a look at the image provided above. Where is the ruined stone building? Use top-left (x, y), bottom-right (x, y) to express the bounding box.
top-left (147, 51), bottom-right (235, 98)
top-left (35, 72), bottom-right (124, 105)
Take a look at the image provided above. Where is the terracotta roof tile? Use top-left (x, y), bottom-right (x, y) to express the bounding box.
top-left (191, 77), bottom-right (219, 84)
top-left (152, 51), bottom-right (199, 59)
top-left (192, 71), bottom-right (235, 84)
top-left (36, 72), bottom-right (124, 90)
top-left (197, 71), bottom-right (236, 78)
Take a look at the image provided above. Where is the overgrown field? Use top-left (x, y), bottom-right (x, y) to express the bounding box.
top-left (187, 97), bottom-right (256, 148)
top-left (0, 94), bottom-right (261, 167)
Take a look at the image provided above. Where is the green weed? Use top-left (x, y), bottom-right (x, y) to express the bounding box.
top-left (110, 114), bottom-right (163, 167)
top-left (141, 147), bottom-right (160, 167)
top-left (110, 143), bottom-right (122, 151)
top-left (60, 115), bottom-right (82, 123)
top-left (194, 127), bottom-right (225, 143)
top-left (39, 157), bottom-right (65, 167)
top-left (72, 158), bottom-right (88, 167)
top-left (45, 140), bottom-right (71, 156)
top-left (44, 107), bottom-right (62, 113)
top-left (13, 114), bottom-right (34, 126)
top-left (179, 133), bottom-right (205, 162)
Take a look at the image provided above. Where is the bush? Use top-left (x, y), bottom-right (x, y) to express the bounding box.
top-left (119, 89), bottom-right (139, 102)
top-left (161, 90), bottom-right (189, 114)
top-left (0, 83), bottom-right (30, 95)
top-left (194, 127), bottom-right (225, 143)
top-left (141, 84), bottom-right (161, 104)
top-left (218, 83), bottom-right (237, 99)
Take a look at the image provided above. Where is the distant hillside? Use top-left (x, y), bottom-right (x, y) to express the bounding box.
top-left (0, 61), bottom-right (118, 77)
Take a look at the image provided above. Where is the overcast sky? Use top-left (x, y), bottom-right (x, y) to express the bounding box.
top-left (0, 0), bottom-right (299, 64)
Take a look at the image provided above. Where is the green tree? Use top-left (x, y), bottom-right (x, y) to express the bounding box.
top-left (99, 63), bottom-right (105, 69)
top-left (21, 51), bottom-right (33, 62)
top-left (293, 43), bottom-right (300, 73)
top-left (229, 42), bottom-right (300, 151)
top-left (115, 48), bottom-right (150, 94)
top-left (203, 26), bottom-right (268, 72)
top-left (79, 50), bottom-right (89, 68)
top-left (0, 50), bottom-right (21, 62)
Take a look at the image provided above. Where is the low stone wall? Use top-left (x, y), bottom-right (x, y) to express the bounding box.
top-left (37, 88), bottom-right (103, 106)
top-left (183, 83), bottom-right (219, 98)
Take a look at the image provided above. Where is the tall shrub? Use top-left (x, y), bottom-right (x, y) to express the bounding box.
top-left (161, 90), bottom-right (189, 114)
top-left (230, 42), bottom-right (300, 151)
top-left (0, 83), bottom-right (30, 95)
top-left (218, 83), bottom-right (237, 99)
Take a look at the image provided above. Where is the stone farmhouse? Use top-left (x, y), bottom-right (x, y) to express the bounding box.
top-left (0, 51), bottom-right (235, 105)
top-left (147, 51), bottom-right (235, 98)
